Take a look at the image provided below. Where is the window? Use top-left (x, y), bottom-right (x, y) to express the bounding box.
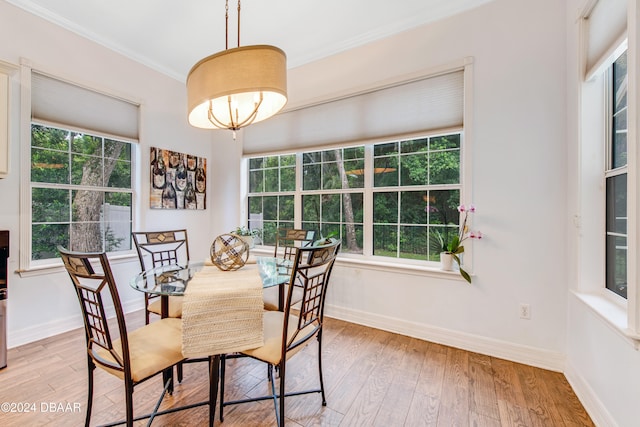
top-left (248, 154), bottom-right (296, 245)
top-left (30, 124), bottom-right (133, 260)
top-left (302, 146), bottom-right (364, 254)
top-left (246, 132), bottom-right (463, 262)
top-left (20, 70), bottom-right (140, 270)
top-left (605, 50), bottom-right (628, 298)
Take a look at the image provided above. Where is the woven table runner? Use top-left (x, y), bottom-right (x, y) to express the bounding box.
top-left (182, 263), bottom-right (264, 358)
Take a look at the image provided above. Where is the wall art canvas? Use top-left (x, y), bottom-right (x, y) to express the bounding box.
top-left (150, 147), bottom-right (206, 210)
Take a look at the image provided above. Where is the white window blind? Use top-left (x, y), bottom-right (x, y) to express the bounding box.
top-left (584, 0), bottom-right (627, 80)
top-left (243, 70), bottom-right (463, 155)
top-left (31, 72), bottom-right (139, 141)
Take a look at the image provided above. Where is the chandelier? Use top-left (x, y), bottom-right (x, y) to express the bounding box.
top-left (186, 0), bottom-right (287, 136)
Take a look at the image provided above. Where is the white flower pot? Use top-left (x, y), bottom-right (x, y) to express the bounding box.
top-left (238, 235), bottom-right (255, 249)
top-left (440, 252), bottom-right (454, 271)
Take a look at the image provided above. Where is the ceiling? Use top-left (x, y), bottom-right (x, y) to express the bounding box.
top-left (7, 0), bottom-right (494, 82)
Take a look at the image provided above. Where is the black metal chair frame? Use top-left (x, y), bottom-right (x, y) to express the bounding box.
top-left (58, 246), bottom-right (218, 427)
top-left (219, 240), bottom-right (341, 427)
top-left (274, 228), bottom-right (316, 262)
top-left (132, 229), bottom-right (190, 324)
top-left (268, 228), bottom-right (317, 311)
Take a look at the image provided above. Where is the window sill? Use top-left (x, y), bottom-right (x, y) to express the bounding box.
top-left (17, 252), bottom-right (138, 278)
top-left (572, 290), bottom-right (640, 348)
top-left (251, 247), bottom-right (471, 282)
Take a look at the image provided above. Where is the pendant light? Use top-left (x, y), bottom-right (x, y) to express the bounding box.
top-left (186, 0), bottom-right (287, 137)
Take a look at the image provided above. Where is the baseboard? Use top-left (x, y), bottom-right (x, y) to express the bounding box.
top-left (564, 362), bottom-right (617, 427)
top-left (8, 299), bottom-right (144, 349)
top-left (325, 303), bottom-right (566, 372)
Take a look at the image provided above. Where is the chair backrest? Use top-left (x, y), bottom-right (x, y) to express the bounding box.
top-left (132, 229), bottom-right (190, 271)
top-left (282, 240), bottom-right (341, 353)
top-left (274, 228), bottom-right (316, 261)
top-left (58, 246), bottom-right (131, 376)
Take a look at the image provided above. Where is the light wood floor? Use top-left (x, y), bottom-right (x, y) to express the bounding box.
top-left (0, 311), bottom-right (594, 426)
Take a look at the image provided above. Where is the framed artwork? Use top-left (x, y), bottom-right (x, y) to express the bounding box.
top-left (150, 147), bottom-right (206, 210)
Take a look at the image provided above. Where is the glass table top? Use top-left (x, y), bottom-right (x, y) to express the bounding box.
top-left (130, 257), bottom-right (292, 297)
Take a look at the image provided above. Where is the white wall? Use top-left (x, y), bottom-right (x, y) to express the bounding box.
top-left (0, 0), bottom-right (218, 347)
top-left (564, 0), bottom-right (640, 426)
top-left (267, 0), bottom-right (569, 370)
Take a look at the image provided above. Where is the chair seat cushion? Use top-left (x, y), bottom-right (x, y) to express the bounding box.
top-left (95, 318), bottom-right (184, 382)
top-left (148, 296), bottom-right (183, 318)
top-left (242, 311), bottom-right (318, 365)
top-left (262, 285), bottom-right (303, 312)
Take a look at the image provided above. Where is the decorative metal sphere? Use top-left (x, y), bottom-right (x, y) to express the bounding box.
top-left (210, 233), bottom-right (249, 271)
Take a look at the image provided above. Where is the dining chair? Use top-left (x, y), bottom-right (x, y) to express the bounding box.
top-left (263, 228), bottom-right (316, 311)
top-left (57, 246), bottom-right (204, 427)
top-left (219, 240), bottom-right (341, 427)
top-left (132, 229), bottom-right (189, 324)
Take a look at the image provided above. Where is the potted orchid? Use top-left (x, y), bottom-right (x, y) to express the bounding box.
top-left (433, 204), bottom-right (482, 283)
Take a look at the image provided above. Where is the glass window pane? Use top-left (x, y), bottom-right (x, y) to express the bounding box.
top-left (31, 148), bottom-right (69, 184)
top-left (606, 234), bottom-right (627, 298)
top-left (606, 174), bottom-right (627, 234)
top-left (348, 193), bottom-right (364, 223)
top-left (263, 196), bottom-right (278, 221)
top-left (280, 195), bottom-right (295, 221)
top-left (341, 224), bottom-right (363, 254)
top-left (71, 154), bottom-right (102, 186)
top-left (107, 159), bottom-right (132, 188)
top-left (400, 226), bottom-right (428, 260)
top-left (322, 194), bottom-right (341, 223)
top-left (249, 196), bottom-right (263, 214)
top-left (427, 190), bottom-right (460, 225)
top-left (344, 160), bottom-right (364, 188)
top-left (302, 195), bottom-right (320, 221)
top-left (322, 162), bottom-right (340, 190)
top-left (401, 138), bottom-right (427, 154)
top-left (373, 192), bottom-right (398, 224)
top-left (373, 224), bottom-right (397, 257)
top-left (400, 191), bottom-right (427, 225)
top-left (70, 222), bottom-right (104, 252)
top-left (249, 170), bottom-right (263, 193)
top-left (400, 153), bottom-right (428, 186)
top-left (373, 156), bottom-right (398, 187)
top-left (303, 164), bottom-right (321, 190)
top-left (31, 125), bottom-right (69, 150)
top-left (32, 188), bottom-right (69, 222)
top-left (429, 150), bottom-right (460, 184)
top-left (343, 146), bottom-right (364, 160)
top-left (281, 154), bottom-right (295, 167)
top-left (303, 151), bottom-right (320, 164)
top-left (264, 168), bottom-right (279, 192)
top-left (249, 157), bottom-right (263, 169)
top-left (374, 142), bottom-right (398, 156)
top-left (280, 166), bottom-right (295, 192)
top-left (72, 190), bottom-right (104, 222)
top-left (32, 224), bottom-right (69, 260)
top-left (71, 134), bottom-right (101, 155)
top-left (105, 220), bottom-right (132, 252)
top-left (430, 134), bottom-right (461, 150)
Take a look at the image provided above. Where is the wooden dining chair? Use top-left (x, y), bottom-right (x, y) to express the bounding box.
top-left (263, 228), bottom-right (316, 311)
top-left (57, 246), bottom-right (200, 427)
top-left (132, 229), bottom-right (189, 323)
top-left (219, 240), bottom-right (341, 427)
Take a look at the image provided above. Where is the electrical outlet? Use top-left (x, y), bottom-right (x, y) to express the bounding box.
top-left (520, 304), bottom-right (531, 319)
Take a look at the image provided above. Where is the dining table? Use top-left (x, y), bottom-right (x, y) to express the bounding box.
top-left (129, 256), bottom-right (292, 426)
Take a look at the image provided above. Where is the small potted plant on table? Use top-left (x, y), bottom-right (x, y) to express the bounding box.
top-left (231, 226), bottom-right (261, 249)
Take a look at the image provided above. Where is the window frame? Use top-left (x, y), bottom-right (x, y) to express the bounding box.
top-left (29, 122), bottom-right (135, 264)
top-left (19, 66), bottom-right (139, 275)
top-left (244, 129), bottom-right (471, 273)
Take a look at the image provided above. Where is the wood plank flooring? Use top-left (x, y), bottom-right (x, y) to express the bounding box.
top-left (0, 311), bottom-right (594, 426)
